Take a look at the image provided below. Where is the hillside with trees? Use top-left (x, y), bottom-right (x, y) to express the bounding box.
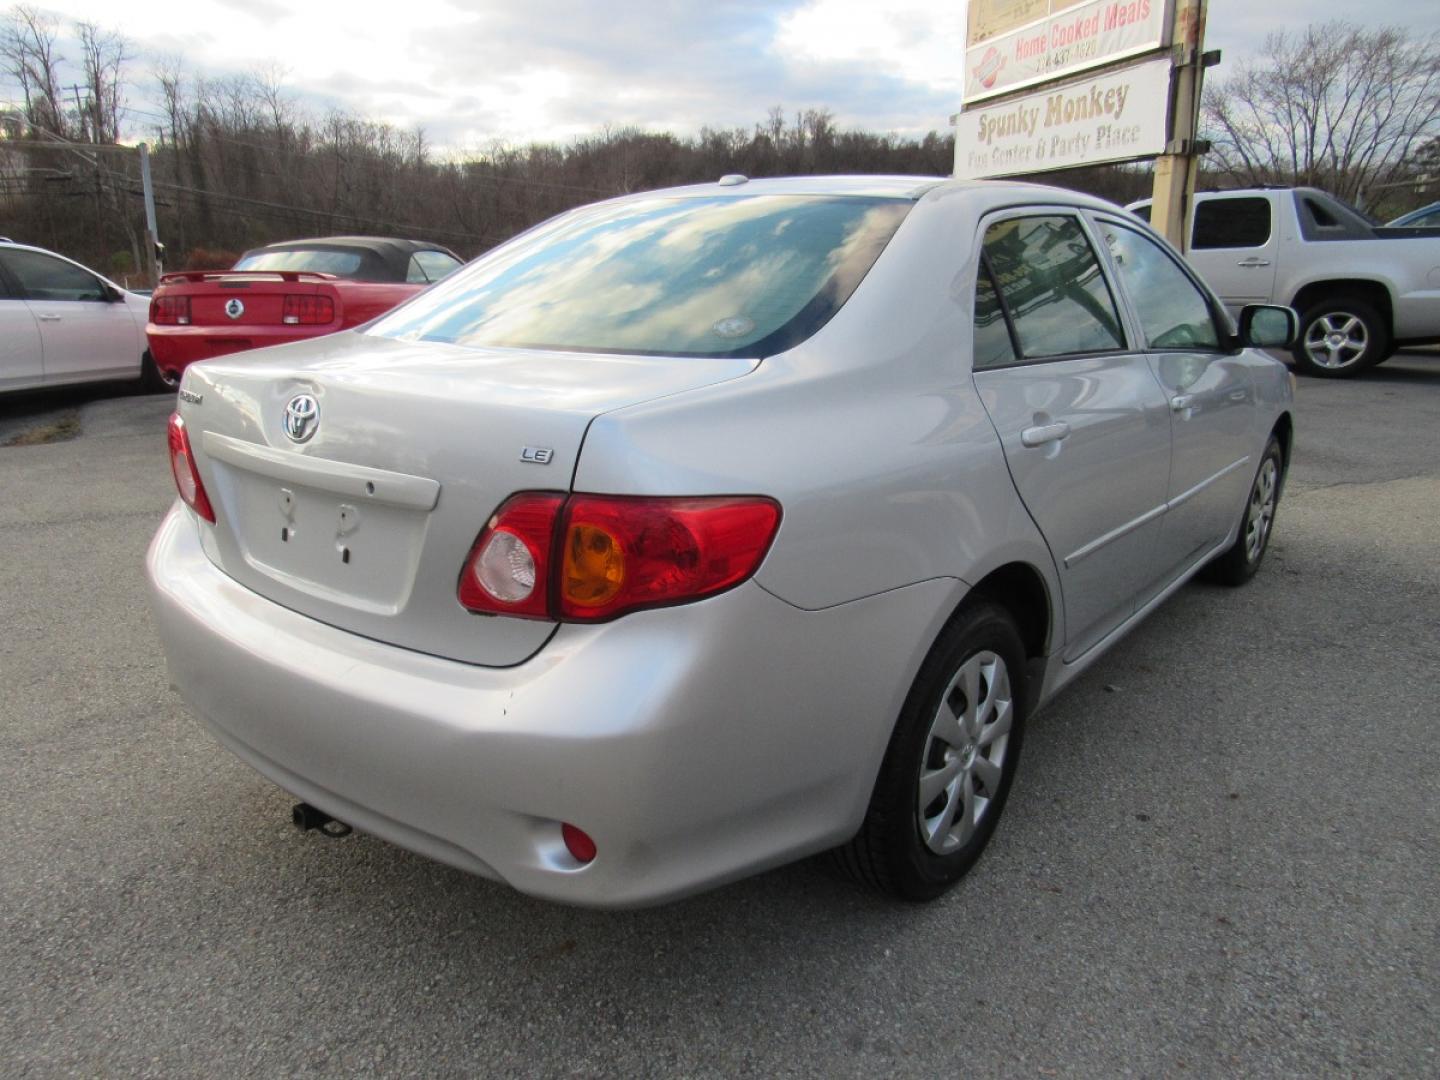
top-left (2, 6), bottom-right (1436, 285)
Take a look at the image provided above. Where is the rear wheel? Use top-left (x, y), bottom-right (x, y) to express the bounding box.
top-left (140, 352), bottom-right (179, 393)
top-left (834, 601), bottom-right (1028, 900)
top-left (1291, 297), bottom-right (1389, 378)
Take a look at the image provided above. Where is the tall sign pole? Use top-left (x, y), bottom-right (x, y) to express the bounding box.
top-left (138, 141), bottom-right (162, 286)
top-left (1149, 0), bottom-right (1210, 251)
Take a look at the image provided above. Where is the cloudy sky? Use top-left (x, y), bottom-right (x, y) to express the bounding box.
top-left (6, 0), bottom-right (1440, 150)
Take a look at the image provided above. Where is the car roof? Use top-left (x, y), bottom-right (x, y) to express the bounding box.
top-left (253, 236), bottom-right (456, 256)
top-left (1390, 201), bottom-right (1440, 224)
top-left (584, 174), bottom-right (1127, 216)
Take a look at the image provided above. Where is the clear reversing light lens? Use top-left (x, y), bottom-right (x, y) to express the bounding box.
top-left (475, 529), bottom-right (537, 603)
top-left (171, 447), bottom-right (197, 503)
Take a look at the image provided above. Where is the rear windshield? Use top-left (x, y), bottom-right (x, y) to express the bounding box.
top-left (367, 194), bottom-right (912, 358)
top-left (233, 249), bottom-right (366, 276)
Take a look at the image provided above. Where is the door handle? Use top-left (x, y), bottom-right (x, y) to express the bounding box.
top-left (37, 313), bottom-right (62, 322)
top-left (1020, 421), bottom-right (1071, 447)
top-left (1236, 258), bottom-right (1271, 267)
top-left (1170, 394), bottom-right (1195, 413)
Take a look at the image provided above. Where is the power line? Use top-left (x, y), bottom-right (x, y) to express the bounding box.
top-left (141, 176), bottom-right (507, 245)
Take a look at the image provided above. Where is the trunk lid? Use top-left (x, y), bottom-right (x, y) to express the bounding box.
top-left (157, 271), bottom-right (337, 328)
top-left (178, 331), bottom-right (756, 665)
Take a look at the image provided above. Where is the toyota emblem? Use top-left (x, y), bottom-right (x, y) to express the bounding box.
top-left (283, 394), bottom-right (320, 443)
top-left (225, 297), bottom-right (245, 320)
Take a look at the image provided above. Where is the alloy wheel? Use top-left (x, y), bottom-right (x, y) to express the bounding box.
top-left (1303, 312), bottom-right (1368, 370)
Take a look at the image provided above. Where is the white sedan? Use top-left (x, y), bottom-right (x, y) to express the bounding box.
top-left (0, 241), bottom-right (159, 394)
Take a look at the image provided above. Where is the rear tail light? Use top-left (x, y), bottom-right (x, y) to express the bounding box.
top-left (282, 294), bottom-right (335, 325)
top-left (458, 493), bottom-right (780, 622)
top-left (167, 413), bottom-right (215, 523)
top-left (151, 295), bottom-right (190, 325)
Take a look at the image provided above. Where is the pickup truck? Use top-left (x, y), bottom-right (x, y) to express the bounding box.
top-left (1128, 187), bottom-right (1440, 377)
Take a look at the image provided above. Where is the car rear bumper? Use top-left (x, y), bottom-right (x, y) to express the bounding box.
top-left (147, 324), bottom-right (336, 372)
top-left (146, 503), bottom-right (956, 908)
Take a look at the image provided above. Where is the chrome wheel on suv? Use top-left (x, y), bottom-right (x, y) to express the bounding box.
top-left (1292, 298), bottom-right (1389, 378)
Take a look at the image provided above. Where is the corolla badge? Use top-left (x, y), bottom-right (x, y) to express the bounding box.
top-left (225, 297), bottom-right (245, 319)
top-left (283, 393), bottom-right (320, 443)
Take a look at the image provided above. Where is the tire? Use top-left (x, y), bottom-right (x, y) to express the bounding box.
top-left (139, 351), bottom-right (179, 393)
top-left (833, 601), bottom-right (1028, 901)
top-left (1290, 297), bottom-right (1390, 378)
top-left (1201, 436), bottom-right (1283, 587)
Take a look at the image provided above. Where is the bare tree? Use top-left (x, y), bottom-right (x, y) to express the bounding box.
top-left (1, 4), bottom-right (68, 137)
top-left (76, 21), bottom-right (129, 143)
top-left (1203, 22), bottom-right (1440, 209)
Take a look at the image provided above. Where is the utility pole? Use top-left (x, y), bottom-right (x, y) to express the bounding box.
top-left (13, 136), bottom-right (165, 286)
top-left (138, 142), bottom-right (162, 285)
top-left (1149, 0), bottom-right (1217, 252)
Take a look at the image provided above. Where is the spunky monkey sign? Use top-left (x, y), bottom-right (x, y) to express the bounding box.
top-left (953, 57), bottom-right (1171, 179)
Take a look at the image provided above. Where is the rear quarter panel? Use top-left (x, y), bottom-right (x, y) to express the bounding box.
top-left (573, 190), bottom-right (1060, 619)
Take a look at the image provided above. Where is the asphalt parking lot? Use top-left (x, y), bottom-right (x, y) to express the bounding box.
top-left (3, 356), bottom-right (1437, 1078)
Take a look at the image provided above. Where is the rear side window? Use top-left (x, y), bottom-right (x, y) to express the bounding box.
top-left (1, 250), bottom-right (107, 301)
top-left (1097, 221), bottom-right (1220, 350)
top-left (972, 260), bottom-right (1017, 368)
top-left (1192, 198), bottom-right (1271, 249)
top-left (368, 194), bottom-right (911, 358)
top-left (234, 249), bottom-right (365, 276)
top-left (977, 215), bottom-right (1124, 363)
top-left (406, 250), bottom-right (463, 284)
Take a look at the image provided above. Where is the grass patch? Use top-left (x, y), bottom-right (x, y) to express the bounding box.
top-left (3, 413), bottom-right (82, 446)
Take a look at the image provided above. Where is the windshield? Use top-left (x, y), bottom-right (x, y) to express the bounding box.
top-left (233, 249), bottom-right (366, 276)
top-left (367, 194), bottom-right (912, 358)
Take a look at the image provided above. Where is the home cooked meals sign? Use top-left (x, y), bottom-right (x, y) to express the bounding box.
top-left (953, 58), bottom-right (1171, 179)
top-left (965, 0), bottom-right (1171, 104)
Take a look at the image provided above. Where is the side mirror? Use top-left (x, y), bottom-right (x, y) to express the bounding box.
top-left (1238, 304), bottom-right (1298, 349)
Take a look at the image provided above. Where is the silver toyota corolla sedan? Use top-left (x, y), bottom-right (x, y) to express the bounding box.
top-left (148, 176), bottom-right (1297, 908)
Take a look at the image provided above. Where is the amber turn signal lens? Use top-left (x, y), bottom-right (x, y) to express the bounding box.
top-left (562, 523), bottom-right (625, 607)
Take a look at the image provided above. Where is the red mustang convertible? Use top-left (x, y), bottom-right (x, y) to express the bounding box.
top-left (146, 236), bottom-right (462, 387)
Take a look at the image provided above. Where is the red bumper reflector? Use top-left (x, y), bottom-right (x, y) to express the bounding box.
top-left (562, 823), bottom-right (597, 864)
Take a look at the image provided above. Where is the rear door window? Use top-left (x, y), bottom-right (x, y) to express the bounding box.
top-left (369, 194), bottom-right (912, 358)
top-left (1192, 198), bottom-right (1271, 249)
top-left (977, 215), bottom-right (1125, 362)
top-left (407, 250), bottom-right (463, 283)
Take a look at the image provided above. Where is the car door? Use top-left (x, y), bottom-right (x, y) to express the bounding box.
top-left (1091, 214), bottom-right (1258, 592)
top-left (0, 248), bottom-right (141, 385)
top-left (970, 210), bottom-right (1173, 661)
top-left (0, 262), bottom-right (44, 392)
top-left (1183, 194), bottom-right (1278, 314)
